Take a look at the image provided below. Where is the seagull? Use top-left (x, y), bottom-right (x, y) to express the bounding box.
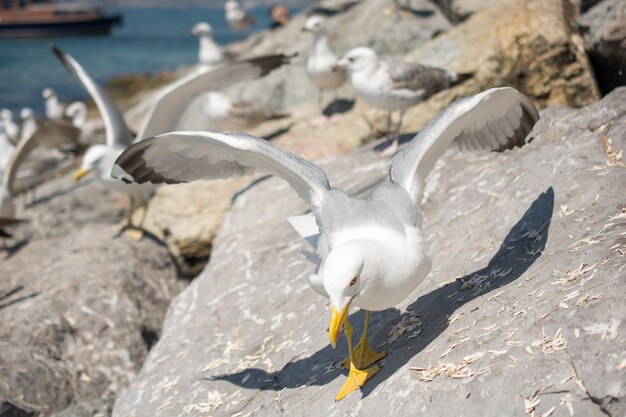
top-left (191, 22), bottom-right (231, 67)
top-left (0, 124), bottom-right (15, 177)
top-left (65, 101), bottom-right (101, 144)
top-left (42, 88), bottom-right (66, 120)
top-left (51, 45), bottom-right (294, 239)
top-left (225, 0), bottom-right (256, 31)
top-left (111, 87), bottom-right (539, 401)
top-left (19, 108), bottom-right (37, 143)
top-left (303, 15), bottom-right (346, 111)
top-left (202, 91), bottom-right (289, 131)
top-left (336, 46), bottom-right (471, 155)
top-left (0, 110), bottom-right (20, 144)
top-left (0, 110), bottom-right (80, 214)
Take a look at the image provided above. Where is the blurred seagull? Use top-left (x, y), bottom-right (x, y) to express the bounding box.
top-left (336, 47), bottom-right (471, 155)
top-left (202, 91), bottom-right (289, 131)
top-left (42, 88), bottom-right (66, 120)
top-left (0, 125), bottom-right (15, 176)
top-left (225, 0), bottom-right (256, 31)
top-left (65, 101), bottom-right (101, 144)
top-left (19, 108), bottom-right (37, 143)
top-left (191, 22), bottom-right (232, 67)
top-left (111, 87), bottom-right (539, 401)
top-left (51, 45), bottom-right (294, 239)
top-left (0, 113), bottom-right (80, 214)
top-left (303, 15), bottom-right (346, 111)
top-left (0, 110), bottom-right (19, 144)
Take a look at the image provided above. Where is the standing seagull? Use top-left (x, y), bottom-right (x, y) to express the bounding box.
top-left (51, 45), bottom-right (294, 238)
top-left (42, 88), bottom-right (66, 120)
top-left (303, 15), bottom-right (346, 111)
top-left (112, 87), bottom-right (539, 400)
top-left (337, 47), bottom-right (470, 155)
top-left (0, 110), bottom-right (19, 144)
top-left (225, 0), bottom-right (256, 31)
top-left (191, 22), bottom-right (230, 67)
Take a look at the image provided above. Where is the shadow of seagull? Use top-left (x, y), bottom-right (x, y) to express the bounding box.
top-left (209, 187), bottom-right (555, 396)
top-left (323, 99), bottom-right (356, 117)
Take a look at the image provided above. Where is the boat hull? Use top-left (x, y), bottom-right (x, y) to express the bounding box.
top-left (0, 15), bottom-right (122, 38)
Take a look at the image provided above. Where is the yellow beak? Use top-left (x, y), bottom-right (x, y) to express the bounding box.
top-left (328, 302), bottom-right (351, 348)
top-left (73, 167), bottom-right (92, 182)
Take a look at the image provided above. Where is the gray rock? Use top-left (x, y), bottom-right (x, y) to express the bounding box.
top-left (0, 224), bottom-right (186, 416)
top-left (49, 399), bottom-right (113, 417)
top-left (579, 0), bottom-right (626, 95)
top-left (113, 88), bottom-right (626, 416)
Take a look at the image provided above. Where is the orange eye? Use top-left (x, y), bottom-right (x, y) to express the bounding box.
top-left (349, 276), bottom-right (358, 287)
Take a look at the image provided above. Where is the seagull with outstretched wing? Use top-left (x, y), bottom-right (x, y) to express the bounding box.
top-left (112, 87), bottom-right (539, 400)
top-left (51, 44), bottom-right (294, 239)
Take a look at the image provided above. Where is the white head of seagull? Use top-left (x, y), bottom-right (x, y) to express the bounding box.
top-left (303, 15), bottom-right (327, 35)
top-left (337, 47), bottom-right (379, 74)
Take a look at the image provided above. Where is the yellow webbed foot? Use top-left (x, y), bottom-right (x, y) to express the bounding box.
top-left (335, 364), bottom-right (381, 401)
top-left (124, 228), bottom-right (144, 241)
top-left (342, 341), bottom-right (386, 369)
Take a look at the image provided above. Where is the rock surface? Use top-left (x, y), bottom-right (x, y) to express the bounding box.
top-left (0, 223), bottom-right (186, 416)
top-left (113, 87), bottom-right (626, 417)
top-left (579, 0), bottom-right (626, 95)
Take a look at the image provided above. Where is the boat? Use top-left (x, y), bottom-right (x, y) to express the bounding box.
top-left (0, 1), bottom-right (122, 38)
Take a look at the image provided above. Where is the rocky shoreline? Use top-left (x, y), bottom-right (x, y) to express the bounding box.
top-left (1, 0), bottom-right (624, 416)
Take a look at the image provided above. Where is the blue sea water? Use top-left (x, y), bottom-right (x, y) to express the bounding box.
top-left (0, 6), bottom-right (291, 115)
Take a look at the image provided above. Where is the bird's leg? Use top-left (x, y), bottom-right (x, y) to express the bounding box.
top-left (385, 110), bottom-right (393, 139)
top-left (124, 198), bottom-right (147, 241)
top-left (335, 316), bottom-right (382, 401)
top-left (114, 195), bottom-right (135, 232)
top-left (343, 311), bottom-right (386, 369)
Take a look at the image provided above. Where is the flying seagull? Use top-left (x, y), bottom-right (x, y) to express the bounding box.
top-left (51, 45), bottom-right (294, 239)
top-left (303, 15), bottom-right (346, 111)
top-left (111, 87), bottom-right (539, 400)
top-left (336, 46), bottom-right (471, 155)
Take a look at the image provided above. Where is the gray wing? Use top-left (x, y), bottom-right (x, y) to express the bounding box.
top-left (112, 131), bottom-right (330, 204)
top-left (389, 87), bottom-right (539, 203)
top-left (137, 53), bottom-right (294, 142)
top-left (388, 60), bottom-right (453, 96)
top-left (3, 120), bottom-right (79, 194)
top-left (51, 45), bottom-right (132, 149)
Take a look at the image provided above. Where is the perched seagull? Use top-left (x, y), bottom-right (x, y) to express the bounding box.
top-left (225, 0), bottom-right (256, 31)
top-left (337, 47), bottom-right (471, 154)
top-left (303, 15), bottom-right (346, 110)
top-left (42, 88), bottom-right (66, 120)
top-left (51, 45), bottom-right (293, 239)
top-left (0, 110), bottom-right (19, 144)
top-left (191, 22), bottom-right (231, 67)
top-left (0, 125), bottom-right (15, 176)
top-left (202, 91), bottom-right (289, 131)
top-left (19, 108), bottom-right (37, 143)
top-left (112, 87), bottom-right (539, 401)
top-left (65, 101), bottom-right (101, 144)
